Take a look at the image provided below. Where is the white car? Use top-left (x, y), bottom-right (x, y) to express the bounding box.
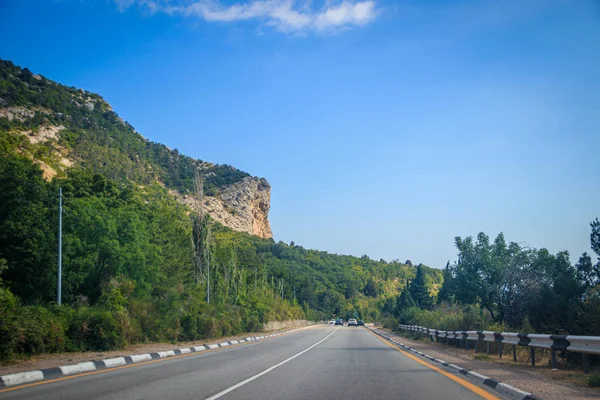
top-left (348, 318), bottom-right (358, 327)
top-left (328, 319), bottom-right (336, 325)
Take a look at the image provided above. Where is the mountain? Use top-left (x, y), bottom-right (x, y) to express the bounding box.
top-left (0, 59), bottom-right (272, 238)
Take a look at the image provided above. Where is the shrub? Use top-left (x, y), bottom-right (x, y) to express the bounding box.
top-left (245, 312), bottom-right (262, 332)
top-left (69, 307), bottom-right (124, 351)
top-left (197, 313), bottom-right (220, 338)
top-left (180, 313), bottom-right (199, 341)
top-left (15, 306), bottom-right (68, 355)
top-left (400, 303), bottom-right (489, 331)
top-left (589, 373), bottom-right (600, 388)
top-left (382, 315), bottom-right (398, 330)
top-left (0, 286), bottom-right (19, 360)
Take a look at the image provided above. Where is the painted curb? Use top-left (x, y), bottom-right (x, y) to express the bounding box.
top-left (369, 328), bottom-right (541, 400)
top-left (0, 326), bottom-right (311, 389)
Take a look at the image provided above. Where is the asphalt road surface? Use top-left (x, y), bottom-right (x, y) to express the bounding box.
top-left (0, 326), bottom-right (507, 400)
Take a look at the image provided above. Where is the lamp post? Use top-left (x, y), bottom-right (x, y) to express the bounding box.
top-left (57, 187), bottom-right (62, 305)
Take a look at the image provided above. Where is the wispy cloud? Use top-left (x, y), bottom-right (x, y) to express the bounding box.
top-left (115, 0), bottom-right (380, 33)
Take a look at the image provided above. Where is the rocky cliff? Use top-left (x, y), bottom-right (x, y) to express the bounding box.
top-left (174, 177), bottom-right (272, 239)
top-left (207, 177), bottom-right (272, 238)
top-left (0, 59), bottom-right (273, 239)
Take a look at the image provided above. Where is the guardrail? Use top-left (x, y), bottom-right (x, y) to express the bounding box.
top-left (398, 324), bottom-right (599, 373)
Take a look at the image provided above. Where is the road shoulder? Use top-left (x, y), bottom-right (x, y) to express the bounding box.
top-left (378, 328), bottom-right (599, 400)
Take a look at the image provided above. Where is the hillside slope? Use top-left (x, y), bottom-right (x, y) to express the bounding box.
top-left (0, 59), bottom-right (272, 238)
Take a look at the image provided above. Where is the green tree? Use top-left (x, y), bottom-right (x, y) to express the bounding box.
top-left (410, 265), bottom-right (434, 310)
top-left (437, 261), bottom-right (454, 304)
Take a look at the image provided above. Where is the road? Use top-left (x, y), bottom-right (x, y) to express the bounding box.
top-left (0, 326), bottom-right (506, 400)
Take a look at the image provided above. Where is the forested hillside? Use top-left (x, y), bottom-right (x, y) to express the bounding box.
top-left (0, 59), bottom-right (441, 361)
top-left (0, 59), bottom-right (248, 194)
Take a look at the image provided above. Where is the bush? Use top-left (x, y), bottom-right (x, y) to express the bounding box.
top-left (15, 306), bottom-right (68, 355)
top-left (180, 313), bottom-right (199, 341)
top-left (197, 313), bottom-right (220, 338)
top-left (0, 286), bottom-right (19, 360)
top-left (245, 311), bottom-right (262, 332)
top-left (69, 307), bottom-right (125, 351)
top-left (382, 315), bottom-right (398, 330)
top-left (589, 373), bottom-right (600, 388)
top-left (400, 303), bottom-right (489, 331)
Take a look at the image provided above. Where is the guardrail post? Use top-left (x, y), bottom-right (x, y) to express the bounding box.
top-left (486, 342), bottom-right (490, 355)
top-left (512, 345), bottom-right (517, 362)
top-left (530, 347), bottom-right (535, 366)
top-left (582, 354), bottom-right (589, 374)
top-left (551, 350), bottom-right (557, 370)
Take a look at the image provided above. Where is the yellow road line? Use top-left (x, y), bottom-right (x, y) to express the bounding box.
top-left (0, 327), bottom-right (316, 394)
top-left (367, 329), bottom-right (499, 400)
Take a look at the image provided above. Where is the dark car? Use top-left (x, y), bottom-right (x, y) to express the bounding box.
top-left (335, 318), bottom-right (344, 326)
top-left (357, 320), bottom-right (364, 326)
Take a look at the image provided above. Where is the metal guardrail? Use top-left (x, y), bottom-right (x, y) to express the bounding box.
top-left (398, 324), bottom-right (599, 373)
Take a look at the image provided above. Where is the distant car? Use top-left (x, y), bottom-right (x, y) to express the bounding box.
top-left (335, 318), bottom-right (344, 326)
top-left (348, 318), bottom-right (358, 327)
top-left (357, 320), bottom-right (364, 326)
top-left (328, 319), bottom-right (336, 325)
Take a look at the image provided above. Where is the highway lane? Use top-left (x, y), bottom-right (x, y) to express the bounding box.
top-left (0, 326), bottom-right (506, 400)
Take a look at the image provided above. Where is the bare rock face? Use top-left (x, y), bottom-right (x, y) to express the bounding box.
top-left (204, 177), bottom-right (273, 239)
top-left (20, 124), bottom-right (65, 144)
top-left (173, 176), bottom-right (273, 239)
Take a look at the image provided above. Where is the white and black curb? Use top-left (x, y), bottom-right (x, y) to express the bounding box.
top-left (369, 328), bottom-right (541, 400)
top-left (0, 327), bottom-right (311, 389)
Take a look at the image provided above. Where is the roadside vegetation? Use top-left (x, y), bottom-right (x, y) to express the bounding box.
top-left (0, 148), bottom-right (441, 361)
top-left (383, 221), bottom-right (600, 378)
top-left (0, 113), bottom-right (441, 362)
top-left (387, 223), bottom-right (600, 336)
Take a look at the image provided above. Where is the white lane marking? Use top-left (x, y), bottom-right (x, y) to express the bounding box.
top-left (205, 328), bottom-right (338, 400)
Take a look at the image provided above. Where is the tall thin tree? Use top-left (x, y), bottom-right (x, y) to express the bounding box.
top-left (192, 170), bottom-right (204, 284)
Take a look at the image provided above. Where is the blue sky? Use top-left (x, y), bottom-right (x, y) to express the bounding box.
top-left (1, 0), bottom-right (599, 268)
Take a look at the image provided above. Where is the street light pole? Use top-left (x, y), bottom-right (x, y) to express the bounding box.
top-left (57, 186), bottom-right (62, 305)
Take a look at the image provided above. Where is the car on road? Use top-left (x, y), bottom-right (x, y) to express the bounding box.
top-left (335, 318), bottom-right (344, 326)
top-left (357, 320), bottom-right (364, 326)
top-left (328, 319), bottom-right (336, 325)
top-left (348, 318), bottom-right (358, 327)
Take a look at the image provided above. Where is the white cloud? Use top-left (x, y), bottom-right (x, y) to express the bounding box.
top-left (117, 0), bottom-right (380, 33)
top-left (314, 1), bottom-right (377, 30)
